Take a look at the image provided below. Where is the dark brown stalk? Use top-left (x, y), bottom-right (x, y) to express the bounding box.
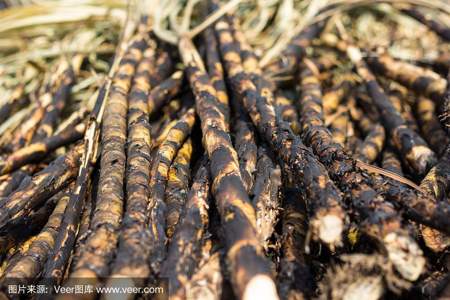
top-left (0, 188), bottom-right (70, 286)
top-left (0, 121), bottom-right (86, 175)
top-left (65, 34), bottom-right (148, 284)
top-left (0, 143), bottom-right (83, 232)
top-left (165, 138), bottom-right (192, 238)
top-left (347, 46), bottom-right (437, 175)
top-left (142, 107), bottom-right (195, 277)
top-left (216, 17), bottom-right (345, 250)
top-left (264, 21), bottom-right (327, 78)
top-left (355, 124), bottom-right (385, 163)
top-left (32, 62), bottom-right (76, 142)
top-left (274, 92), bottom-right (301, 135)
top-left (148, 70), bottom-right (183, 115)
top-left (381, 149), bottom-right (403, 176)
top-left (416, 97), bottom-right (449, 156)
top-left (399, 6), bottom-right (450, 41)
top-left (323, 79), bottom-right (352, 116)
top-left (252, 146), bottom-right (281, 250)
top-left (0, 170), bottom-right (28, 198)
top-left (105, 46), bottom-right (157, 285)
top-left (179, 35), bottom-right (277, 298)
top-left (366, 53), bottom-right (447, 104)
top-left (277, 189), bottom-right (316, 300)
top-left (204, 26), bottom-right (230, 124)
top-left (0, 85), bottom-right (27, 127)
top-left (160, 160), bottom-right (210, 299)
top-left (388, 87), bottom-right (419, 133)
top-left (298, 59), bottom-right (425, 281)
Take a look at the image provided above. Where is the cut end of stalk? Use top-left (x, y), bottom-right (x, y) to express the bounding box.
top-left (242, 274), bottom-right (279, 300)
top-left (406, 145), bottom-right (437, 175)
top-left (384, 232), bottom-right (425, 281)
top-left (342, 276), bottom-right (384, 300)
top-left (317, 214), bottom-right (344, 248)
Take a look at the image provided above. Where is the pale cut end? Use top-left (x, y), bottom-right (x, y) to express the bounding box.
top-left (384, 232), bottom-right (426, 281)
top-left (346, 45), bottom-right (363, 63)
top-left (242, 275), bottom-right (279, 300)
top-left (408, 145), bottom-right (437, 175)
top-left (318, 214), bottom-right (344, 247)
top-left (342, 276), bottom-right (384, 300)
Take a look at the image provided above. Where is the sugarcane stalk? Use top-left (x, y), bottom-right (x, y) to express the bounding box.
top-left (204, 25), bottom-right (230, 124)
top-left (0, 121), bottom-right (86, 175)
top-left (0, 188), bottom-right (70, 287)
top-left (277, 188), bottom-right (316, 300)
top-left (346, 45), bottom-right (437, 176)
top-left (0, 85), bottom-right (27, 127)
top-left (105, 46), bottom-right (159, 286)
top-left (165, 138), bottom-right (193, 239)
top-left (148, 70), bottom-right (183, 115)
top-left (67, 32), bottom-right (147, 286)
top-left (216, 16), bottom-right (346, 251)
top-left (274, 92), bottom-right (301, 135)
top-left (264, 21), bottom-right (327, 78)
top-left (0, 143), bottom-right (83, 232)
top-left (381, 149), bottom-right (403, 176)
top-left (160, 159), bottom-right (210, 299)
top-left (366, 53), bottom-right (447, 104)
top-left (32, 61), bottom-right (76, 142)
top-left (416, 96), bottom-right (449, 156)
top-left (387, 87), bottom-right (419, 133)
top-left (179, 33), bottom-right (278, 299)
top-left (298, 58), bottom-right (425, 281)
top-left (355, 124), bottom-right (385, 163)
top-left (252, 146), bottom-right (281, 251)
top-left (399, 5), bottom-right (450, 41)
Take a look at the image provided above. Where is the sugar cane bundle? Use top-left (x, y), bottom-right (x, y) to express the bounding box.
top-left (0, 1), bottom-right (449, 299)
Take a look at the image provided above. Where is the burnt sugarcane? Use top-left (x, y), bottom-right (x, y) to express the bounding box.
top-left (41, 42), bottom-right (144, 290)
top-left (204, 26), bottom-right (230, 124)
top-left (0, 188), bottom-right (70, 288)
top-left (142, 108), bottom-right (195, 276)
top-left (416, 96), bottom-right (449, 156)
top-left (184, 252), bottom-right (223, 300)
top-left (323, 79), bottom-right (352, 116)
top-left (274, 91), bottom-right (301, 135)
top-left (0, 85), bottom-right (27, 127)
top-left (68, 35), bottom-right (147, 284)
top-left (0, 143), bottom-right (83, 232)
top-left (298, 59), bottom-right (425, 281)
top-left (216, 17), bottom-right (346, 250)
top-left (148, 70), bottom-right (183, 115)
top-left (165, 138), bottom-right (192, 238)
top-left (160, 159), bottom-right (210, 299)
top-left (0, 121), bottom-right (86, 175)
top-left (346, 46), bottom-right (437, 175)
top-left (277, 189), bottom-right (316, 300)
top-left (355, 123), bottom-right (385, 163)
top-left (10, 92), bottom-right (49, 151)
top-left (252, 146), bottom-right (281, 250)
top-left (0, 170), bottom-right (28, 198)
top-left (264, 21), bottom-right (327, 78)
top-left (381, 149), bottom-right (404, 176)
top-left (366, 53), bottom-right (447, 104)
top-left (32, 61), bottom-right (76, 142)
top-left (179, 34), bottom-right (278, 298)
top-left (231, 92), bottom-right (258, 193)
top-left (387, 86), bottom-right (419, 133)
top-left (399, 5), bottom-right (450, 42)
top-left (106, 46), bottom-right (159, 284)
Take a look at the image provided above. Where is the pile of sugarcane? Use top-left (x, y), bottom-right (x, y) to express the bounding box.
top-left (0, 0), bottom-right (449, 299)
